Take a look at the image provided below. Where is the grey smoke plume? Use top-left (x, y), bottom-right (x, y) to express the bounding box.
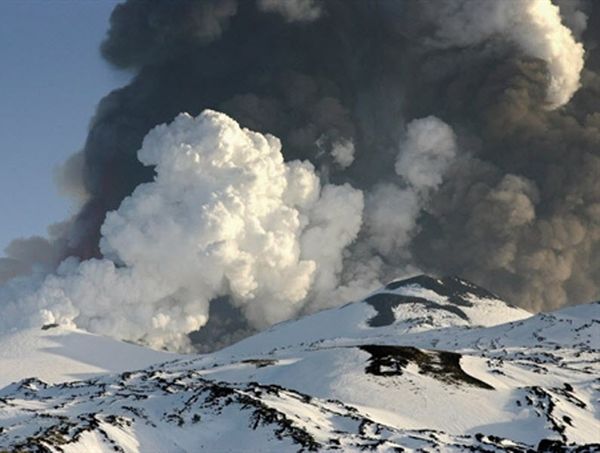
top-left (365, 116), bottom-right (457, 258)
top-left (0, 222), bottom-right (70, 285)
top-left (2, 0), bottom-right (599, 350)
top-left (258, 0), bottom-right (322, 22)
top-left (420, 0), bottom-right (584, 108)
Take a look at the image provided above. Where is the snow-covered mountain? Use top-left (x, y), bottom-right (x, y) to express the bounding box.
top-left (0, 276), bottom-right (598, 452)
top-left (0, 326), bottom-right (182, 388)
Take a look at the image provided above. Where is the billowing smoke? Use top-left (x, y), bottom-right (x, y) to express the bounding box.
top-left (421, 0), bottom-right (584, 108)
top-left (0, 222), bottom-right (69, 285)
top-left (2, 0), bottom-right (599, 350)
top-left (365, 117), bottom-right (457, 258)
top-left (0, 111), bottom-right (362, 351)
top-left (258, 0), bottom-right (322, 23)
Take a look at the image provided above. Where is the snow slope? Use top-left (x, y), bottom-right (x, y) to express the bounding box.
top-left (0, 325), bottom-right (182, 388)
top-left (0, 275), bottom-right (598, 452)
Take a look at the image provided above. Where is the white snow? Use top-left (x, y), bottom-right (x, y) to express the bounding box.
top-left (0, 277), bottom-right (598, 451)
top-left (0, 326), bottom-right (181, 388)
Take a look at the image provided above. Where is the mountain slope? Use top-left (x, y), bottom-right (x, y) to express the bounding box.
top-left (220, 275), bottom-right (532, 356)
top-left (0, 276), bottom-right (598, 452)
top-left (0, 325), bottom-right (182, 388)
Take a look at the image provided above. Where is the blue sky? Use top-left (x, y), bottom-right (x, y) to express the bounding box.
top-left (0, 0), bottom-right (128, 253)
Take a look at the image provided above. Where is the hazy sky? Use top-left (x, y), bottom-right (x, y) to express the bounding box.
top-left (0, 0), bottom-right (127, 253)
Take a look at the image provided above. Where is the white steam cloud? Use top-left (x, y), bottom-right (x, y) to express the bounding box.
top-left (428, 0), bottom-right (585, 108)
top-left (365, 116), bottom-right (457, 258)
top-left (330, 139), bottom-right (355, 169)
top-left (0, 112), bottom-right (458, 352)
top-left (395, 116), bottom-right (457, 193)
top-left (0, 110), bottom-right (362, 351)
top-left (313, 116), bottom-right (458, 313)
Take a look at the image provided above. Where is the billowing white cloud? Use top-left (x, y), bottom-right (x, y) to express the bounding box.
top-left (0, 110), bottom-right (362, 351)
top-left (330, 139), bottom-right (355, 168)
top-left (426, 0), bottom-right (585, 108)
top-left (364, 116), bottom-right (457, 259)
top-left (395, 116), bottom-right (457, 193)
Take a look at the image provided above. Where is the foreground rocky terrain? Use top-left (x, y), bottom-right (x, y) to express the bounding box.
top-left (0, 276), bottom-right (598, 452)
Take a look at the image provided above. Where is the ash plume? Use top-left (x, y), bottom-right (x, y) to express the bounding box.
top-left (2, 0), bottom-right (599, 350)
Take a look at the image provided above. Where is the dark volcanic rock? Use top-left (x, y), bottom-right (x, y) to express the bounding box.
top-left (360, 345), bottom-right (494, 389)
top-left (385, 275), bottom-right (500, 306)
top-left (364, 293), bottom-right (468, 327)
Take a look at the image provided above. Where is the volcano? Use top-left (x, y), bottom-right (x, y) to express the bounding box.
top-left (0, 275), bottom-right (598, 452)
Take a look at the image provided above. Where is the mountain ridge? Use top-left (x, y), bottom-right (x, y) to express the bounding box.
top-left (0, 275), bottom-right (598, 452)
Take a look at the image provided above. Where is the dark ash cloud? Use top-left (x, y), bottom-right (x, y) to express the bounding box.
top-left (7, 0), bottom-right (600, 349)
